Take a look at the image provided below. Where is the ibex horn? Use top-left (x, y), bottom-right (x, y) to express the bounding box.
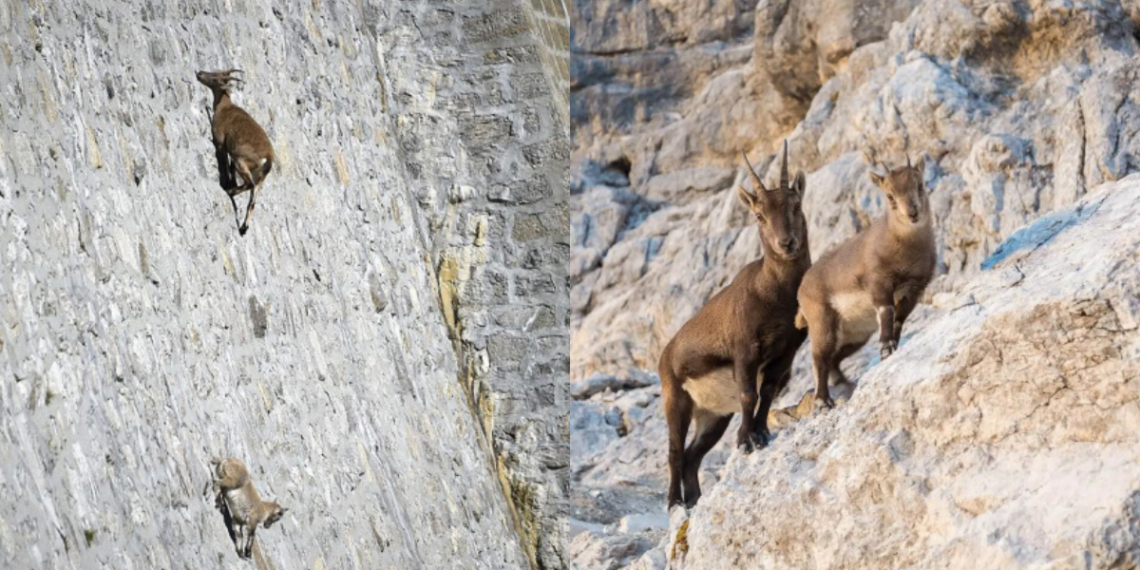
top-left (780, 140), bottom-right (789, 189)
top-left (741, 150), bottom-right (765, 194)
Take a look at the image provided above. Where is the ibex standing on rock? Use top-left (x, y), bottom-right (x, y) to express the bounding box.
top-left (796, 154), bottom-right (936, 408)
top-left (210, 457), bottom-right (287, 559)
top-left (196, 69), bottom-right (275, 236)
top-left (658, 142), bottom-right (811, 508)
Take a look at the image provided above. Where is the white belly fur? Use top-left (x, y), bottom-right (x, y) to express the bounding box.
top-left (831, 291), bottom-right (878, 346)
top-left (682, 368), bottom-right (740, 416)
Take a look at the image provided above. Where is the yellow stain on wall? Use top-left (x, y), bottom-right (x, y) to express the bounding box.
top-left (86, 125), bottom-right (103, 169)
top-left (437, 255), bottom-right (460, 334)
top-left (256, 380), bottom-right (273, 413)
top-left (118, 131), bottom-right (134, 185)
top-left (216, 237), bottom-right (235, 278)
top-left (473, 216), bottom-right (488, 247)
top-left (37, 68), bottom-right (57, 124)
top-left (273, 142), bottom-right (291, 174)
top-left (335, 151), bottom-right (350, 185)
top-left (305, 11), bottom-right (323, 44)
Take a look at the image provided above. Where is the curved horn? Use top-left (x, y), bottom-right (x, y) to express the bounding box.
top-left (780, 140), bottom-right (789, 189)
top-left (741, 150), bottom-right (765, 193)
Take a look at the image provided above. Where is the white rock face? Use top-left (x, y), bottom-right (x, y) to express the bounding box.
top-left (0, 0), bottom-right (569, 568)
top-left (682, 176), bottom-right (1140, 569)
top-left (571, 0), bottom-right (1140, 568)
top-left (572, 0), bottom-right (1140, 381)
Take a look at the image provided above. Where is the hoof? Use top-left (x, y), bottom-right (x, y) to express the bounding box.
top-left (815, 391), bottom-right (836, 410)
top-left (239, 225), bottom-right (248, 236)
top-left (752, 429), bottom-right (770, 448)
top-left (737, 432), bottom-right (763, 454)
top-left (880, 339), bottom-right (897, 359)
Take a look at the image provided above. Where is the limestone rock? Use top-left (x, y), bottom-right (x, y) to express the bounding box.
top-left (682, 176), bottom-right (1140, 569)
top-left (573, 0), bottom-right (1140, 380)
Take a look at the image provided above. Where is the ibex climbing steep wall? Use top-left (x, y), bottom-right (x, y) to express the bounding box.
top-left (0, 0), bottom-right (567, 568)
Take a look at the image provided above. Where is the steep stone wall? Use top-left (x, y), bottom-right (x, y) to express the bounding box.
top-left (378, 1), bottom-right (571, 567)
top-left (0, 0), bottom-right (566, 568)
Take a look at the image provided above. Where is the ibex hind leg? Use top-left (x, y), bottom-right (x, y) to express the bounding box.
top-left (663, 384), bottom-right (692, 508)
top-left (237, 158), bottom-right (270, 236)
top-left (239, 183), bottom-right (259, 236)
top-left (229, 160), bottom-right (256, 197)
top-left (682, 410), bottom-right (731, 507)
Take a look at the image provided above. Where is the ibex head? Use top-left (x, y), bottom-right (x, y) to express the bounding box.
top-left (738, 141), bottom-right (808, 260)
top-left (867, 152), bottom-right (929, 228)
top-left (261, 502), bottom-right (287, 528)
top-left (196, 69), bottom-right (244, 93)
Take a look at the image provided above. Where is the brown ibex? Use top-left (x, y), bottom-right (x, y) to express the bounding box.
top-left (210, 457), bottom-right (287, 559)
top-left (658, 142), bottom-right (810, 508)
top-left (795, 154), bottom-right (935, 408)
top-left (196, 69), bottom-right (275, 236)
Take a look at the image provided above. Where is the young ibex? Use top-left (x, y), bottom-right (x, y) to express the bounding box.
top-left (658, 142), bottom-right (810, 508)
top-left (196, 69), bottom-right (275, 236)
top-left (210, 457), bottom-right (287, 559)
top-left (796, 155), bottom-right (936, 407)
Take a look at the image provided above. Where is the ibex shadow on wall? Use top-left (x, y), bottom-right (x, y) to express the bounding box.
top-left (196, 69), bottom-right (275, 236)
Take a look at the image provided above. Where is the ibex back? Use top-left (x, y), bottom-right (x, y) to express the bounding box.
top-left (196, 69), bottom-right (275, 236)
top-left (658, 142), bottom-right (811, 508)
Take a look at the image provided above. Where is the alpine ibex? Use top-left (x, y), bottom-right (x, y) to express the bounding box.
top-left (796, 154), bottom-right (936, 408)
top-left (210, 457), bottom-right (287, 559)
top-left (196, 69), bottom-right (275, 236)
top-left (658, 142), bottom-right (811, 508)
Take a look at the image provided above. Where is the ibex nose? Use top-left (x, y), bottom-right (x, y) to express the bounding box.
top-left (779, 237), bottom-right (795, 251)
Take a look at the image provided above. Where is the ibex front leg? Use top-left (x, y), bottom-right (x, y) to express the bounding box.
top-left (872, 283), bottom-right (897, 358)
top-left (733, 346), bottom-right (763, 453)
top-left (213, 141), bottom-right (236, 191)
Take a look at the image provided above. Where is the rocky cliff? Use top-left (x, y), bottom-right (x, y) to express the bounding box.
top-left (0, 0), bottom-right (567, 568)
top-left (677, 172), bottom-right (1140, 570)
top-left (569, 0), bottom-right (1140, 567)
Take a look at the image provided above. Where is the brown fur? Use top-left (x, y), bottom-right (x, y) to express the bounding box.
top-left (658, 143), bottom-right (811, 508)
top-left (796, 156), bottom-right (936, 407)
top-left (196, 69), bottom-right (275, 236)
top-left (211, 457), bottom-right (287, 559)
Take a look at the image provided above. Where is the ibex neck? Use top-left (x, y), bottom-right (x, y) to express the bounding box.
top-left (212, 90), bottom-right (233, 112)
top-left (760, 245), bottom-right (810, 286)
top-left (887, 218), bottom-right (934, 244)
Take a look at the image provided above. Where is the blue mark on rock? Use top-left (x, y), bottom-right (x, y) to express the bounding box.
top-left (980, 199), bottom-right (1102, 271)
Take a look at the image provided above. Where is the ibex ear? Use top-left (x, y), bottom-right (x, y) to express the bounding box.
top-left (868, 169), bottom-right (886, 188)
top-left (915, 155), bottom-right (928, 189)
top-left (791, 172), bottom-right (806, 198)
top-left (736, 185), bottom-right (758, 209)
